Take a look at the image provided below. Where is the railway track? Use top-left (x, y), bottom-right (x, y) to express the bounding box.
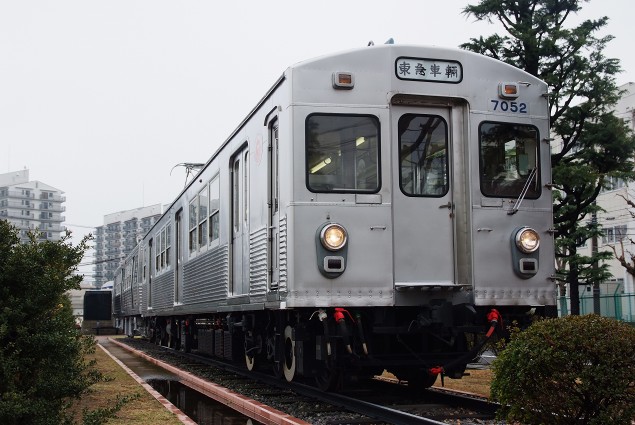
top-left (108, 337), bottom-right (499, 424)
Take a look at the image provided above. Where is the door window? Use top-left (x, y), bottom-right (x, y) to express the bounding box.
top-left (398, 114), bottom-right (449, 197)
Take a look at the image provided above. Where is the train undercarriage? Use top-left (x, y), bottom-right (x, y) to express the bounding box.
top-left (131, 303), bottom-right (547, 391)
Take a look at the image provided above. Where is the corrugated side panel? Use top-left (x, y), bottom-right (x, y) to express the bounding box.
top-left (279, 215), bottom-right (288, 291)
top-left (152, 271), bottom-right (175, 310)
top-left (183, 244), bottom-right (229, 305)
top-left (114, 295), bottom-right (122, 315)
top-left (124, 289), bottom-right (132, 315)
top-left (121, 290), bottom-right (129, 314)
top-left (249, 226), bottom-right (268, 297)
top-left (125, 289), bottom-right (136, 315)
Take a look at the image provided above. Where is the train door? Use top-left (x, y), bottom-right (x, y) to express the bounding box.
top-left (231, 146), bottom-right (250, 296)
top-left (137, 245), bottom-right (143, 310)
top-left (147, 238), bottom-right (153, 308)
top-left (175, 210), bottom-right (183, 303)
top-left (392, 106), bottom-right (456, 287)
top-left (130, 255), bottom-right (136, 308)
top-left (268, 120), bottom-right (280, 293)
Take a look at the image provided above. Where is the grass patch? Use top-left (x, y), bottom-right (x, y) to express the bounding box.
top-left (433, 368), bottom-right (492, 398)
top-left (382, 368), bottom-right (493, 398)
top-left (72, 344), bottom-right (183, 425)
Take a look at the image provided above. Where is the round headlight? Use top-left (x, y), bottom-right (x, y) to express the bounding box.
top-left (515, 227), bottom-right (540, 253)
top-left (320, 223), bottom-right (347, 251)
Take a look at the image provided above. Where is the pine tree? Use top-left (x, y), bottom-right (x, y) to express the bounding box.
top-left (461, 0), bottom-right (635, 314)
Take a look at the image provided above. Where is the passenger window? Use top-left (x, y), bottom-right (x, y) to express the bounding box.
top-left (160, 227), bottom-right (166, 268)
top-left (398, 114), bottom-right (449, 197)
top-left (209, 175), bottom-right (220, 243)
top-left (189, 200), bottom-right (197, 253)
top-left (155, 224), bottom-right (171, 271)
top-left (165, 224), bottom-right (171, 266)
top-left (479, 122), bottom-right (540, 198)
top-left (306, 114), bottom-right (380, 193)
top-left (198, 185), bottom-right (208, 247)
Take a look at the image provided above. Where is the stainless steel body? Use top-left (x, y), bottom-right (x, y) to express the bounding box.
top-left (113, 45), bottom-right (555, 385)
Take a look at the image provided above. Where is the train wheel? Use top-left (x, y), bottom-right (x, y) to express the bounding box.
top-left (282, 325), bottom-right (296, 382)
top-left (315, 358), bottom-right (340, 391)
top-left (245, 333), bottom-right (261, 372)
top-left (245, 352), bottom-right (256, 371)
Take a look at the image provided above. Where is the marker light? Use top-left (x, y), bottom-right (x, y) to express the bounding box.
top-left (332, 72), bottom-right (354, 89)
top-left (515, 227), bottom-right (540, 253)
top-left (499, 82), bottom-right (520, 99)
top-left (320, 223), bottom-right (348, 251)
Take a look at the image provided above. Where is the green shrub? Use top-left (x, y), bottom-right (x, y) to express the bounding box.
top-left (0, 221), bottom-right (132, 425)
top-left (491, 314), bottom-right (635, 425)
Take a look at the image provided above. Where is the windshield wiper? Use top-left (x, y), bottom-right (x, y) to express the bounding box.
top-left (508, 167), bottom-right (538, 215)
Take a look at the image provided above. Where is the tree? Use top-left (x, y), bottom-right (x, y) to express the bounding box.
top-left (0, 220), bottom-right (128, 425)
top-left (491, 315), bottom-right (635, 424)
top-left (552, 113), bottom-right (635, 312)
top-left (607, 191), bottom-right (635, 277)
top-left (461, 0), bottom-right (635, 314)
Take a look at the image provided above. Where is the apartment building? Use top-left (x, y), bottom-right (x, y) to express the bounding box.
top-left (0, 169), bottom-right (66, 242)
top-left (94, 204), bottom-right (162, 287)
top-left (574, 82), bottom-right (635, 320)
top-left (599, 83), bottom-right (635, 290)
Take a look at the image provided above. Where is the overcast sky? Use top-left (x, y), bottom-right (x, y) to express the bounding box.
top-left (1, 0), bottom-right (633, 251)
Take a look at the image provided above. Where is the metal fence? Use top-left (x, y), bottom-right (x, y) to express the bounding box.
top-left (558, 293), bottom-right (635, 323)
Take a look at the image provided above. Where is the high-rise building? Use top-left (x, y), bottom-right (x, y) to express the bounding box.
top-left (94, 204), bottom-right (162, 287)
top-left (0, 169), bottom-right (66, 243)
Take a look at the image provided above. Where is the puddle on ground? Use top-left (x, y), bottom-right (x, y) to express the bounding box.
top-left (147, 379), bottom-right (263, 425)
top-left (99, 339), bottom-right (262, 424)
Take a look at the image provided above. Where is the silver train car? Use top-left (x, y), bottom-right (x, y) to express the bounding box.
top-left (113, 44), bottom-right (556, 390)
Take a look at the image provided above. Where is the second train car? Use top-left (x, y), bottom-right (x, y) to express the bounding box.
top-left (114, 43), bottom-right (556, 390)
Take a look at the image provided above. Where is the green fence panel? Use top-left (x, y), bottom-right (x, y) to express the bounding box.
top-left (558, 293), bottom-right (635, 323)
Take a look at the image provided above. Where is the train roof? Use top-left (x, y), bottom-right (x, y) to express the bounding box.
top-left (142, 43), bottom-right (547, 239)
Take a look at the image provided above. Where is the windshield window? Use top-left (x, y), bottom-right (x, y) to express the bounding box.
top-left (306, 114), bottom-right (380, 193)
top-left (479, 122), bottom-right (540, 198)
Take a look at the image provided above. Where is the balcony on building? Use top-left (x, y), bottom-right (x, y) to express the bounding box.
top-left (38, 202), bottom-right (66, 212)
top-left (6, 189), bottom-right (35, 199)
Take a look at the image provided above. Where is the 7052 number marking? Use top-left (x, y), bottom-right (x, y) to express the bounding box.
top-left (490, 100), bottom-right (528, 113)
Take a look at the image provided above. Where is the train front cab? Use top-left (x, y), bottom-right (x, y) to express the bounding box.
top-left (277, 50), bottom-right (556, 390)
